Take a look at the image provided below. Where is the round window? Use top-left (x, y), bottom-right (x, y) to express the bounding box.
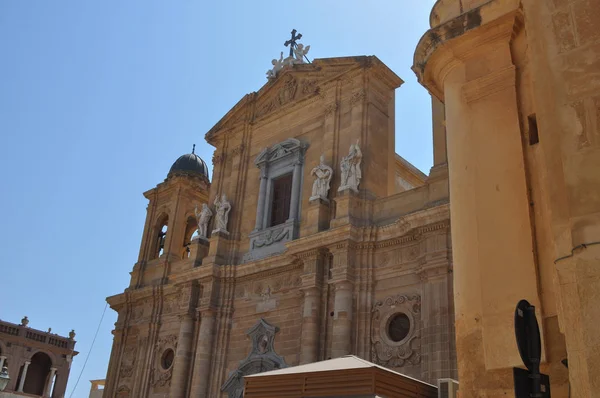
top-left (388, 313), bottom-right (411, 342)
top-left (161, 349), bottom-right (175, 370)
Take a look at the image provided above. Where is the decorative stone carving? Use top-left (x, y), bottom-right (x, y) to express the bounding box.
top-left (150, 334), bottom-right (177, 388)
top-left (255, 138), bottom-right (305, 165)
top-left (310, 154), bottom-right (333, 201)
top-left (116, 385), bottom-right (131, 396)
top-left (324, 102), bottom-right (338, 117)
top-left (195, 204), bottom-right (213, 239)
top-left (371, 294), bottom-right (421, 368)
top-left (338, 141), bottom-right (363, 193)
top-left (260, 286), bottom-right (272, 302)
top-left (213, 194), bottom-right (231, 235)
top-left (256, 76), bottom-right (299, 119)
top-left (221, 319), bottom-right (287, 398)
top-left (119, 344), bottom-right (137, 378)
top-left (252, 227), bottom-right (289, 249)
top-left (212, 152), bottom-right (225, 165)
top-left (21, 316), bottom-right (29, 327)
top-left (279, 76), bottom-right (298, 107)
top-left (231, 144), bottom-right (245, 157)
top-left (266, 52), bottom-right (284, 80)
top-left (301, 79), bottom-right (318, 95)
top-left (350, 89), bottom-right (366, 106)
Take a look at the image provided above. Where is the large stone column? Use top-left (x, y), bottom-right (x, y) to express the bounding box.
top-left (17, 360), bottom-right (30, 392)
top-left (169, 313), bottom-right (195, 397)
top-left (413, 3), bottom-right (543, 396)
top-left (0, 356), bottom-right (5, 370)
top-left (188, 309), bottom-right (216, 398)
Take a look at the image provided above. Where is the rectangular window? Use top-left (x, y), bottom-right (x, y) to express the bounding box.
top-left (528, 114), bottom-right (539, 145)
top-left (270, 173), bottom-right (293, 227)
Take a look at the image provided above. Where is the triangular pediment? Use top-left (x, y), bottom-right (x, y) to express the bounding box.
top-left (205, 56), bottom-right (403, 144)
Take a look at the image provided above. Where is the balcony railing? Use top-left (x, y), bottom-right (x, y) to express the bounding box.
top-left (0, 320), bottom-right (73, 350)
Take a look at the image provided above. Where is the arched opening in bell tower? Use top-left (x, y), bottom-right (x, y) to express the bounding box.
top-left (182, 215), bottom-right (199, 259)
top-left (152, 214), bottom-right (169, 259)
top-left (22, 352), bottom-right (52, 396)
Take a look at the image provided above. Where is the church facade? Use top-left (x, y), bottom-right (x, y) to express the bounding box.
top-left (103, 56), bottom-right (456, 398)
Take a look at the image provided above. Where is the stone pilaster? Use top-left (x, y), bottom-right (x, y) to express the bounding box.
top-left (330, 281), bottom-right (354, 358)
top-left (300, 287), bottom-right (321, 364)
top-left (188, 309), bottom-right (216, 398)
top-left (418, 262), bottom-right (457, 384)
top-left (169, 313), bottom-right (195, 397)
top-left (298, 248), bottom-right (326, 364)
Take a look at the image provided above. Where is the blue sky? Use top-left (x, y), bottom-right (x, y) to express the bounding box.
top-left (0, 1), bottom-right (436, 396)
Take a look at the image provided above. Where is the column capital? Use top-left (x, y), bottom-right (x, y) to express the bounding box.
top-left (412, 0), bottom-right (522, 100)
top-left (332, 280), bottom-right (354, 291)
top-left (300, 286), bottom-right (320, 297)
top-left (24, 360), bottom-right (31, 365)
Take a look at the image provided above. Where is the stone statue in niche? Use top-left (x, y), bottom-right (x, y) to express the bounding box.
top-left (213, 194), bottom-right (231, 235)
top-left (338, 141), bottom-right (363, 192)
top-left (195, 203), bottom-right (213, 239)
top-left (310, 154), bottom-right (333, 201)
top-left (266, 52), bottom-right (284, 80)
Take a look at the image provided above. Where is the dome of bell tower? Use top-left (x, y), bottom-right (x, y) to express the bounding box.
top-left (167, 146), bottom-right (209, 180)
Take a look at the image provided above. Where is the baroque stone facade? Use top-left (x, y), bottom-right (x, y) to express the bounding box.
top-left (103, 56), bottom-right (456, 398)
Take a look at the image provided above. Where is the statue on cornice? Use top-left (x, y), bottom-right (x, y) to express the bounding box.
top-left (338, 141), bottom-right (363, 193)
top-left (293, 43), bottom-right (310, 64)
top-left (195, 203), bottom-right (213, 239)
top-left (310, 154), bottom-right (333, 201)
top-left (266, 52), bottom-right (285, 80)
top-left (213, 194), bottom-right (231, 235)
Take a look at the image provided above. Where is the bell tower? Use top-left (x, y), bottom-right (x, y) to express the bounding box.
top-left (130, 148), bottom-right (211, 288)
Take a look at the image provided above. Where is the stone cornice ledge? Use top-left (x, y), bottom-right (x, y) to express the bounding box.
top-left (412, 0), bottom-right (521, 101)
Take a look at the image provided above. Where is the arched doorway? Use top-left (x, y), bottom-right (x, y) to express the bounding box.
top-left (23, 352), bottom-right (52, 396)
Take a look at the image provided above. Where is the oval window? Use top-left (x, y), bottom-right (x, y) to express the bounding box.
top-left (161, 348), bottom-right (175, 370)
top-left (388, 313), bottom-right (411, 342)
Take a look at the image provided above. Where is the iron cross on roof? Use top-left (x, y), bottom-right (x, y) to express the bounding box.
top-left (284, 29), bottom-right (302, 58)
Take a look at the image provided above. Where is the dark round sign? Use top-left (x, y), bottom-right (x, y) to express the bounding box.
top-left (514, 299), bottom-right (541, 371)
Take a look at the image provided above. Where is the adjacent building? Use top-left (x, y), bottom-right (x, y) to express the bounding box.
top-left (0, 317), bottom-right (78, 398)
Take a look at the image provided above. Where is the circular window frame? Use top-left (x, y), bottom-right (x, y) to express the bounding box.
top-left (160, 348), bottom-right (175, 371)
top-left (381, 311), bottom-right (415, 346)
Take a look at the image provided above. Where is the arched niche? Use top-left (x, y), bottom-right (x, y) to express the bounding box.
top-left (221, 318), bottom-right (287, 398)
